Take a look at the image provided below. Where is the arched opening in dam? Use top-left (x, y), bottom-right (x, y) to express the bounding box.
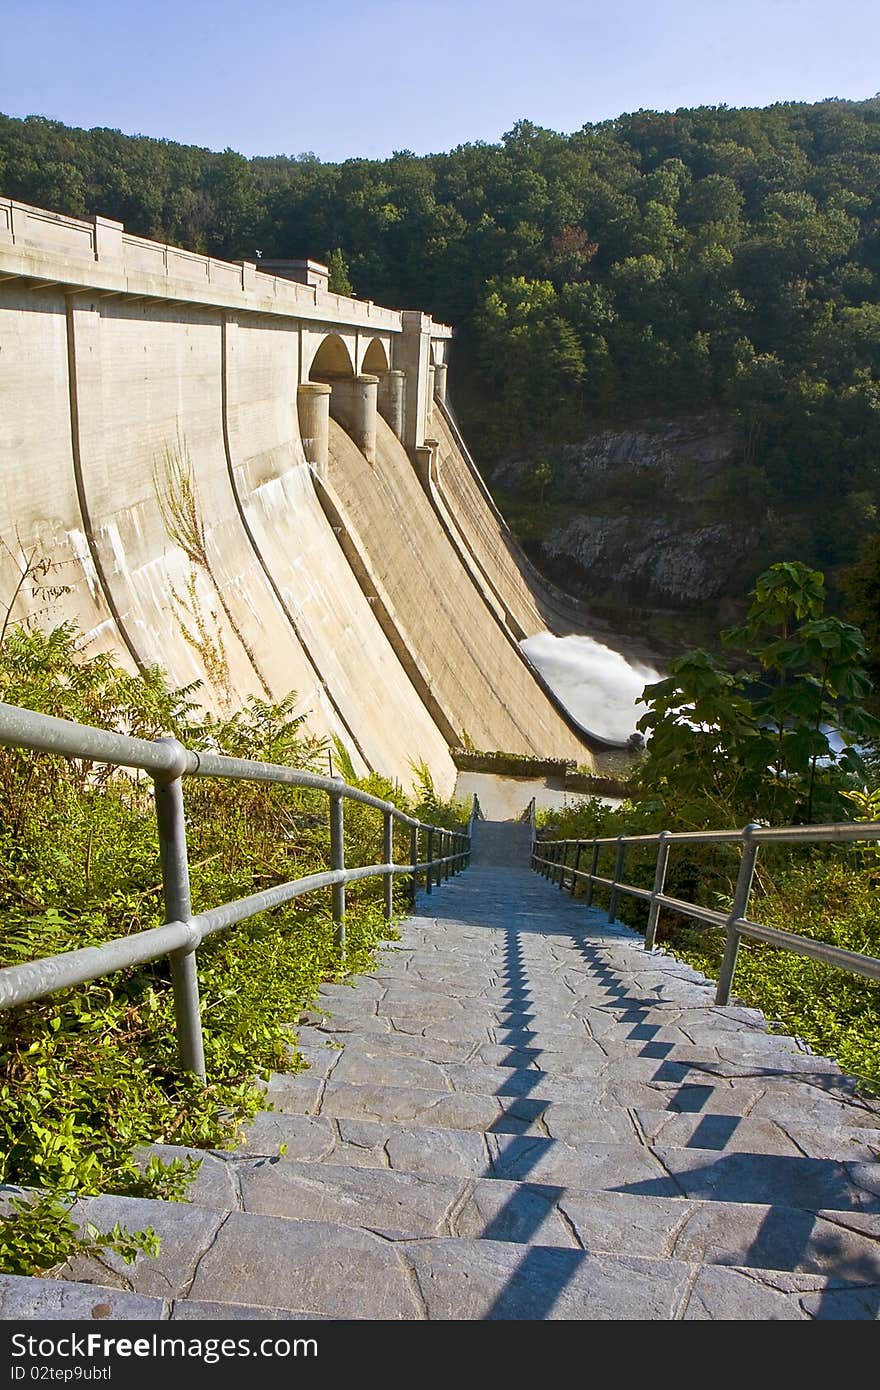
top-left (361, 338), bottom-right (389, 374)
top-left (309, 333), bottom-right (356, 381)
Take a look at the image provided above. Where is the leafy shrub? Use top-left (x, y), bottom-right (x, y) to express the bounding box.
top-left (0, 624), bottom-right (465, 1273)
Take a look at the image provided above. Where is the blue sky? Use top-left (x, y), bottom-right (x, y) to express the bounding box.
top-left (1, 0), bottom-right (878, 161)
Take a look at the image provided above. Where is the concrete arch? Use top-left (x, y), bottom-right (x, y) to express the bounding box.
top-left (361, 337), bottom-right (389, 373)
top-left (308, 333), bottom-right (356, 380)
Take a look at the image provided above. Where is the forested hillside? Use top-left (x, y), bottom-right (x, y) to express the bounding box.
top-left (3, 99), bottom-right (880, 612)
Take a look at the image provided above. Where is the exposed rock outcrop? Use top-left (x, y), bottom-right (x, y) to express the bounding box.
top-left (491, 414), bottom-right (769, 610)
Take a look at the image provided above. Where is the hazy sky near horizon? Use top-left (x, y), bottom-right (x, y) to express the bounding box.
top-left (1, 0), bottom-right (878, 161)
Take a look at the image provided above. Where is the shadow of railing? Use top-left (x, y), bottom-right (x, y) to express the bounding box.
top-left (427, 871), bottom-right (880, 1319)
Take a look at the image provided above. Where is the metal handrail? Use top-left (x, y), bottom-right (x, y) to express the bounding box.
top-left (514, 800), bottom-right (536, 828)
top-left (532, 819), bottom-right (880, 1005)
top-left (0, 701), bottom-right (471, 1079)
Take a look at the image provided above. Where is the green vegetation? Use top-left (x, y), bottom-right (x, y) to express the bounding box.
top-left (326, 247), bottom-right (353, 296)
top-left (0, 623), bottom-right (465, 1274)
top-left (4, 100), bottom-right (880, 590)
top-left (538, 562), bottom-right (880, 1093)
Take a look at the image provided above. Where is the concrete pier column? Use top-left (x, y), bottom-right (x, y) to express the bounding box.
top-left (398, 310), bottom-right (432, 456)
top-left (426, 365), bottom-right (435, 427)
top-left (433, 361), bottom-right (448, 405)
top-left (297, 382), bottom-right (332, 477)
top-left (329, 374), bottom-right (379, 465)
top-left (414, 439), bottom-right (439, 492)
top-left (377, 369), bottom-right (406, 441)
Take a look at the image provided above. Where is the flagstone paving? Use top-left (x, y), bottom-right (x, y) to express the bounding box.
top-left (10, 819), bottom-right (880, 1319)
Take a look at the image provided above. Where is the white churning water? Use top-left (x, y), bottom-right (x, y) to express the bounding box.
top-left (520, 631), bottom-right (662, 743)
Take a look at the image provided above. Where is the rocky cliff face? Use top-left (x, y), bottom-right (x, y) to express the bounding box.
top-left (491, 414), bottom-right (767, 612)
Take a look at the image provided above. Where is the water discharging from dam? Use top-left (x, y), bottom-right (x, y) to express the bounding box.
top-left (454, 632), bottom-right (660, 819)
top-left (520, 631), bottom-right (662, 744)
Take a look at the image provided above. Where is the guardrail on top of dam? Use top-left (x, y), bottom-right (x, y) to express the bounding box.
top-left (0, 196), bottom-right (454, 337)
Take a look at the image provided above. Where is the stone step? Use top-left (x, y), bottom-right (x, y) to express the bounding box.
top-left (295, 1028), bottom-right (880, 1138)
top-left (242, 1071), bottom-right (880, 1209)
top-left (51, 1192), bottom-right (880, 1319)
top-left (0, 1274), bottom-right (317, 1322)
top-left (141, 1145), bottom-right (880, 1280)
top-left (267, 1069), bottom-right (616, 1136)
top-left (296, 1028), bottom-right (853, 1093)
top-left (15, 866), bottom-right (880, 1323)
top-left (265, 1059), bottom-right (880, 1162)
top-left (634, 1107), bottom-right (880, 1163)
top-left (268, 1051), bottom-right (875, 1139)
top-left (238, 1097), bottom-right (880, 1170)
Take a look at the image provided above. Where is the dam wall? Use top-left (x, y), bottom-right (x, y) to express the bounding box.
top-left (323, 416), bottom-right (594, 763)
top-left (430, 401), bottom-right (658, 667)
top-left (430, 405), bottom-right (545, 640)
top-left (0, 196), bottom-right (617, 791)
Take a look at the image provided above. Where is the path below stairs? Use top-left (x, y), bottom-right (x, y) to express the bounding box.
top-left (5, 820), bottom-right (880, 1320)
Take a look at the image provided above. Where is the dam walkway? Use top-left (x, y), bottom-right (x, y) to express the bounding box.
top-left (6, 820), bottom-right (880, 1320)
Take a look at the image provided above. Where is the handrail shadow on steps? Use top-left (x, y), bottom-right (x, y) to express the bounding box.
top-left (532, 823), bottom-right (880, 1008)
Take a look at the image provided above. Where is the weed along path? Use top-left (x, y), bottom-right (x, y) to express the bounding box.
top-left (7, 820), bottom-right (880, 1320)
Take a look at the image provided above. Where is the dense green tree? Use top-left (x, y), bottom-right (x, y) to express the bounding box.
top-left (326, 247), bottom-right (353, 295)
top-left (636, 562), bottom-right (880, 825)
top-left (3, 98), bottom-right (880, 586)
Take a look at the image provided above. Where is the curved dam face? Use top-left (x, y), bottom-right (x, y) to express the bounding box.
top-left (325, 416), bottom-right (594, 763)
top-left (0, 197), bottom-right (640, 792)
top-left (430, 404), bottom-right (546, 642)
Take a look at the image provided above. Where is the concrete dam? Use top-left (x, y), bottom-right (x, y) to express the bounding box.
top-left (0, 197), bottom-right (637, 797)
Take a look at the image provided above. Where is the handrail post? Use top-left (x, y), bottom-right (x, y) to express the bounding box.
top-left (557, 841), bottom-right (568, 889)
top-left (329, 779), bottom-right (346, 956)
top-left (426, 826), bottom-right (434, 895)
top-left (153, 740), bottom-right (205, 1081)
top-left (570, 842), bottom-right (583, 897)
top-left (410, 823), bottom-right (419, 904)
top-left (444, 830), bottom-right (451, 881)
top-left (608, 835), bottom-right (625, 922)
top-left (383, 809), bottom-right (394, 923)
top-left (716, 823), bottom-right (760, 1005)
top-left (644, 831), bottom-right (671, 951)
top-left (585, 839), bottom-right (599, 907)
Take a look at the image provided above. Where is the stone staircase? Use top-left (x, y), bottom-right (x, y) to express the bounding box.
top-left (4, 819), bottom-right (880, 1320)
